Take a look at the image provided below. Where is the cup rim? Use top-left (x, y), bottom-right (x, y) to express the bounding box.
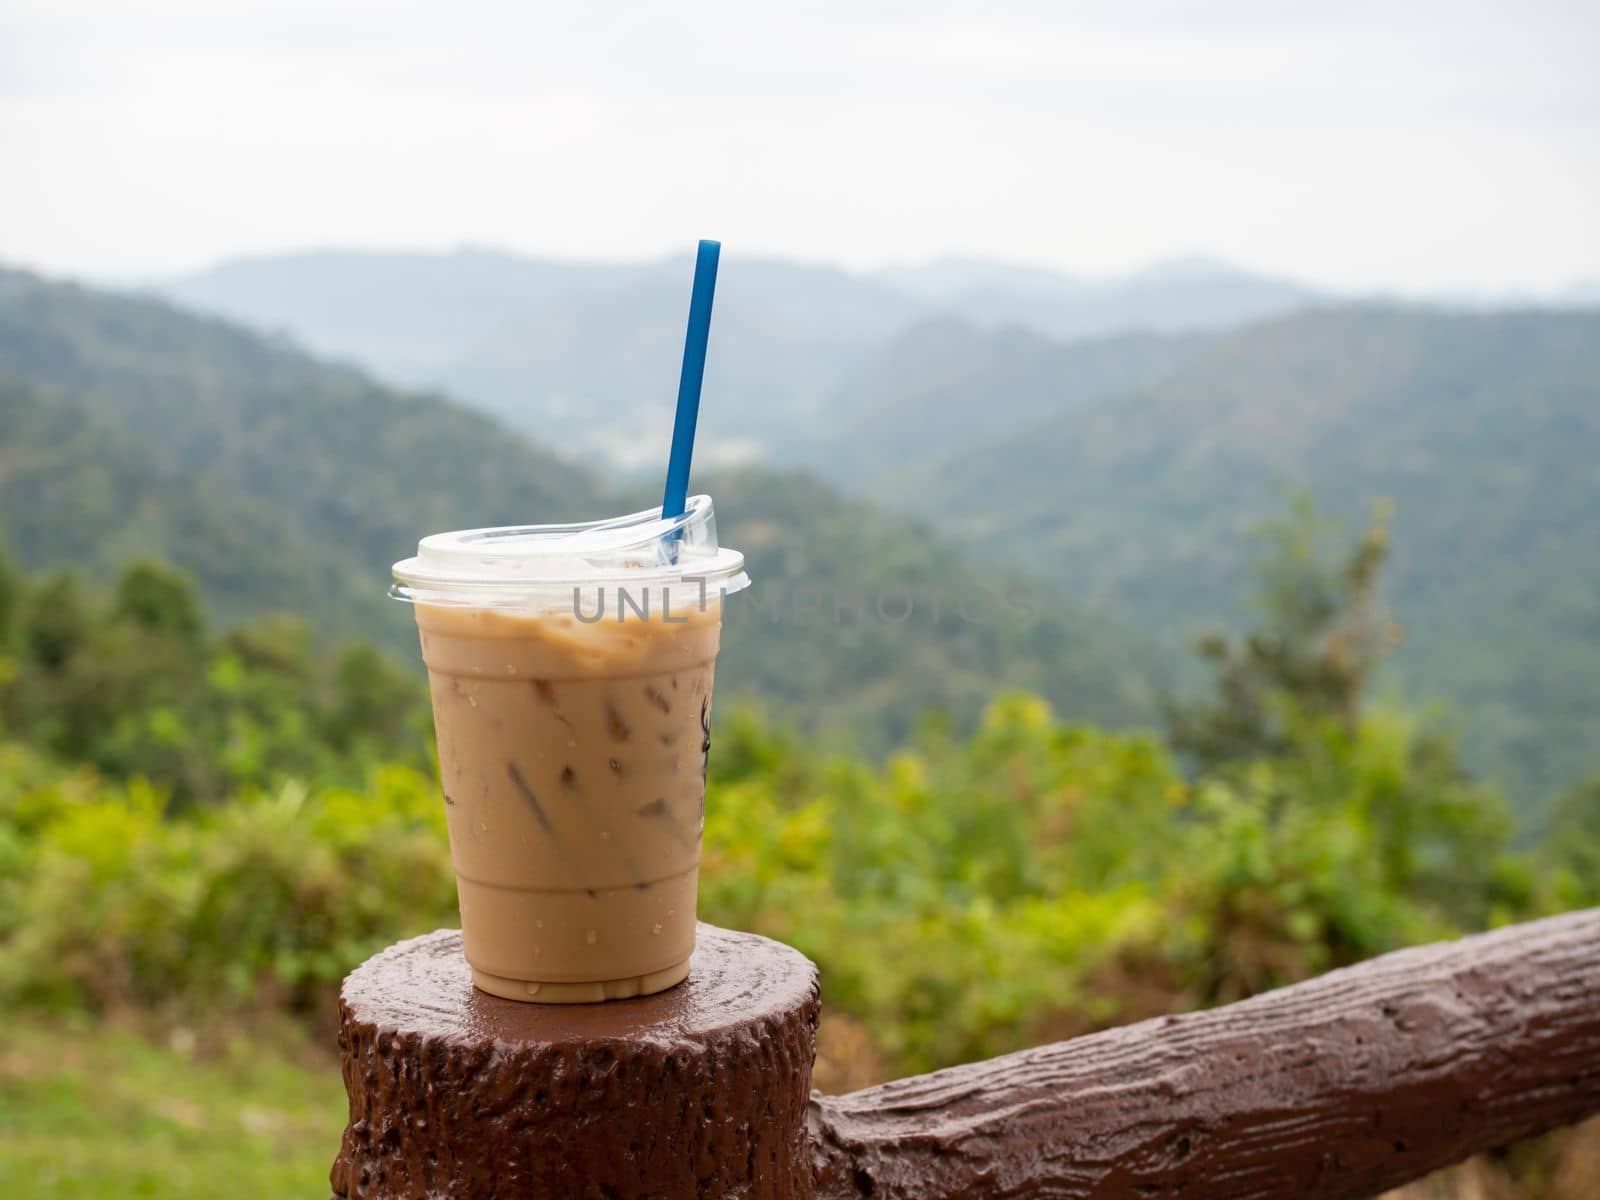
top-left (391, 495), bottom-right (748, 607)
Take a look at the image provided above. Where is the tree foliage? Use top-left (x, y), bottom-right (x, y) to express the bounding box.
top-left (0, 555), bottom-right (431, 806)
top-left (0, 498), bottom-right (1588, 1077)
top-left (1165, 494), bottom-right (1398, 769)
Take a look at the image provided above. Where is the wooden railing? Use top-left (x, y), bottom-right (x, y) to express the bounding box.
top-left (330, 908), bottom-right (1600, 1199)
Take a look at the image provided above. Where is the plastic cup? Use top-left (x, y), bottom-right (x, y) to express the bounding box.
top-left (391, 496), bottom-right (748, 1002)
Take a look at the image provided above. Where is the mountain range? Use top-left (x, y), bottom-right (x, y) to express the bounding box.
top-left (879, 305), bottom-right (1600, 802)
top-left (11, 249), bottom-right (1600, 812)
top-left (156, 249), bottom-right (1322, 472)
top-left (0, 264), bottom-right (1163, 753)
top-left (877, 255), bottom-right (1323, 338)
top-left (792, 320), bottom-right (1206, 484)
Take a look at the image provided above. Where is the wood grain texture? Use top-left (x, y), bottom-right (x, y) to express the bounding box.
top-left (331, 924), bottom-right (820, 1200)
top-left (810, 908), bottom-right (1600, 1199)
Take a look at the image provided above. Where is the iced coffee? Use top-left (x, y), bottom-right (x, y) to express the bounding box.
top-left (392, 498), bottom-right (747, 1002)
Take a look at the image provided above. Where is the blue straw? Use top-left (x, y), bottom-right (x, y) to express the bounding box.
top-left (662, 239), bottom-right (721, 522)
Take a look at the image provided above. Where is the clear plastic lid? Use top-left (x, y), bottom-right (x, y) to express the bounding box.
top-left (391, 494), bottom-right (749, 609)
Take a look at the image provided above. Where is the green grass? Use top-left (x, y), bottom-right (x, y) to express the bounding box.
top-left (0, 1017), bottom-right (344, 1198)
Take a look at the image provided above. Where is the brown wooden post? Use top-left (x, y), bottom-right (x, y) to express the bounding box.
top-left (332, 909), bottom-right (1600, 1200)
top-left (331, 924), bottom-right (820, 1200)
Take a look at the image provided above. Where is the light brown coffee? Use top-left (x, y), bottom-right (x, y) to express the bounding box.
top-left (415, 596), bottom-right (720, 1002)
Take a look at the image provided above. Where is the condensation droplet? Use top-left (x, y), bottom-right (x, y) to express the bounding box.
top-left (600, 830), bottom-right (611, 840)
top-left (466, 695), bottom-right (478, 708)
top-left (526, 982), bottom-right (541, 996)
top-left (531, 945), bottom-right (543, 960)
top-left (651, 922), bottom-right (663, 936)
top-left (535, 919), bottom-right (544, 929)
top-left (585, 929), bottom-right (598, 945)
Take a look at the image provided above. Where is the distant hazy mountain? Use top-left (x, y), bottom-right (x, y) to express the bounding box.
top-left (0, 264), bottom-right (1166, 749)
top-left (1435, 281), bottom-right (1600, 310)
top-left (795, 318), bottom-right (1206, 484)
top-left (875, 255), bottom-right (1324, 340)
top-left (159, 247), bottom-right (642, 381)
top-left (156, 248), bottom-right (1320, 470)
top-left (435, 278), bottom-right (877, 472)
top-left (882, 305), bottom-right (1600, 805)
top-left (159, 248), bottom-right (923, 469)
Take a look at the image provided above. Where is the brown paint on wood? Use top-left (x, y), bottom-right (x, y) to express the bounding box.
top-left (330, 910), bottom-right (1600, 1199)
top-left (331, 925), bottom-right (820, 1200)
top-left (809, 907), bottom-right (1600, 1199)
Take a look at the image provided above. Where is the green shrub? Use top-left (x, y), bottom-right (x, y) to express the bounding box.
top-left (0, 749), bottom-right (454, 1014)
top-left (0, 698), bottom-right (1557, 1078)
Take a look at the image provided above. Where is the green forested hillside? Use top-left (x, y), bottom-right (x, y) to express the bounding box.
top-left (0, 266), bottom-right (606, 562)
top-left (7, 270), bottom-right (1596, 801)
top-left (794, 320), bottom-right (1203, 483)
top-left (0, 371), bottom-right (378, 636)
top-left (0, 266), bottom-right (1165, 749)
top-left (685, 468), bottom-right (1163, 747)
top-left (883, 306), bottom-right (1600, 807)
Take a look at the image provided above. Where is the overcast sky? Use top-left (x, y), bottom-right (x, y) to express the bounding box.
top-left (2, 1), bottom-right (1596, 293)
